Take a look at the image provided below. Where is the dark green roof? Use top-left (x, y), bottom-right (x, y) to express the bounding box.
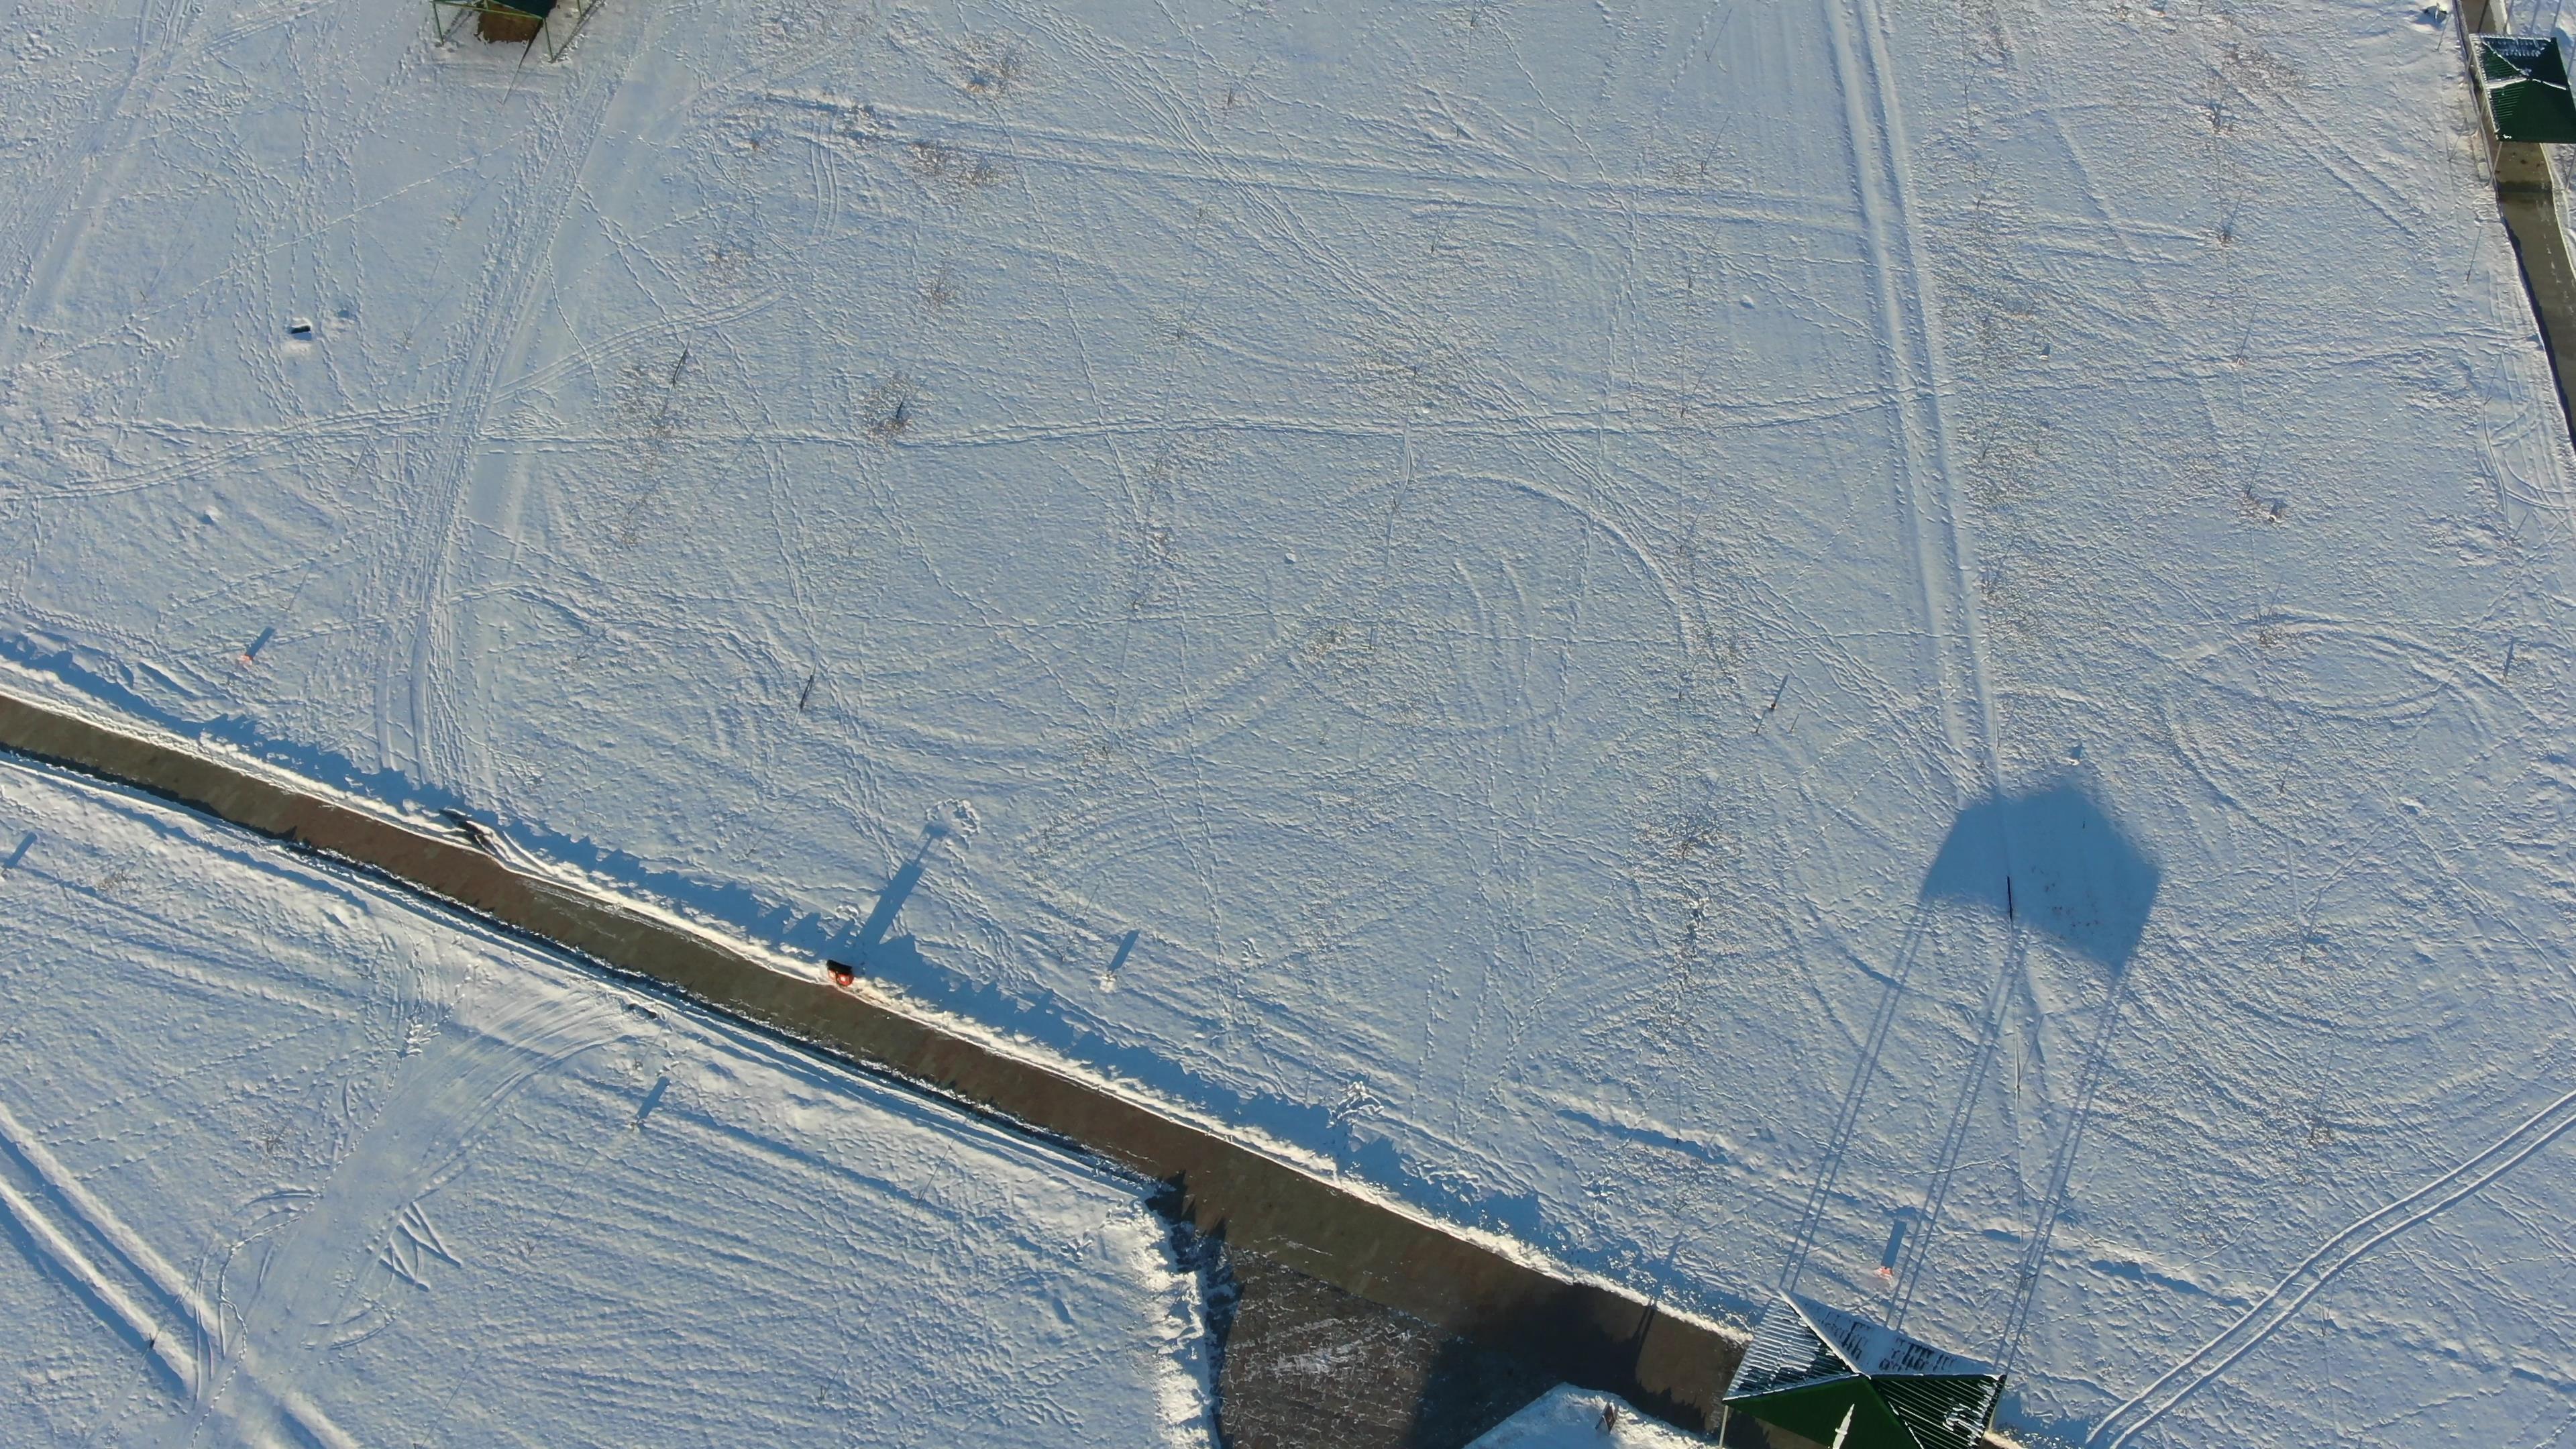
top-left (2480, 36), bottom-right (2576, 144)
top-left (1725, 1295), bottom-right (2004, 1449)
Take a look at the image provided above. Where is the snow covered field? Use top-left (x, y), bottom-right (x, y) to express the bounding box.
top-left (0, 755), bottom-right (1214, 1446)
top-left (5, 0), bottom-right (2576, 1444)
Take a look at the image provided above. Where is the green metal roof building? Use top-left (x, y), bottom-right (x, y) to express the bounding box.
top-left (1723, 1295), bottom-right (2004, 1449)
top-left (2479, 34), bottom-right (2576, 144)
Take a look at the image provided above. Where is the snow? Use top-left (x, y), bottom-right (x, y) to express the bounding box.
top-left (5, 1), bottom-right (2576, 1446)
top-left (1462, 1385), bottom-right (1702, 1449)
top-left (0, 755), bottom-right (1216, 1447)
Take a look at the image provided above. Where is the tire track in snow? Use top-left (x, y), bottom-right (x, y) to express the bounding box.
top-left (0, 0), bottom-right (208, 376)
top-left (381, 25), bottom-right (653, 782)
top-left (0, 1097), bottom-right (356, 1448)
top-left (1781, 0), bottom-right (2009, 1303)
top-left (1827, 0), bottom-right (1999, 797)
top-left (0, 1137), bottom-right (196, 1395)
top-left (2088, 1081), bottom-right (2576, 1449)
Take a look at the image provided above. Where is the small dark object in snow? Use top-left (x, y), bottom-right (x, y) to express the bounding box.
top-left (439, 809), bottom-right (494, 852)
top-left (827, 961), bottom-right (856, 987)
top-left (1599, 1401), bottom-right (1619, 1433)
top-left (288, 319), bottom-right (313, 338)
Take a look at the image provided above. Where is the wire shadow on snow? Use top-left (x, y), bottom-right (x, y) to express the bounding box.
top-left (1900, 783), bottom-right (2159, 1334)
top-left (1781, 782), bottom-right (2157, 1305)
top-left (1780, 905), bottom-right (1937, 1297)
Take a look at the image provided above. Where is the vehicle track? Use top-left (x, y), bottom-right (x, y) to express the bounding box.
top-left (2090, 1079), bottom-right (2576, 1449)
top-left (0, 1095), bottom-right (356, 1448)
top-left (1778, 0), bottom-right (2017, 1312)
top-left (380, 15), bottom-right (656, 783)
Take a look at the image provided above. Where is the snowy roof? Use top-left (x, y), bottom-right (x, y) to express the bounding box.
top-left (1728, 1296), bottom-right (2003, 1449)
top-left (1749, 1294), bottom-right (2000, 1387)
top-left (1464, 1385), bottom-right (1704, 1448)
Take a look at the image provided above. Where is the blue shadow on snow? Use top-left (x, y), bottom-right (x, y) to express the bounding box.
top-left (1922, 782), bottom-right (2158, 972)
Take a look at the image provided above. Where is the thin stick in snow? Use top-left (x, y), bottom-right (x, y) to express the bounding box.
top-left (650, 347), bottom-right (690, 434)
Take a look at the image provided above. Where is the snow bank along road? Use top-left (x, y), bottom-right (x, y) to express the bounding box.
top-left (10, 1), bottom-right (2576, 1446)
top-left (0, 745), bottom-right (1215, 1446)
top-left (0, 675), bottom-right (1743, 1434)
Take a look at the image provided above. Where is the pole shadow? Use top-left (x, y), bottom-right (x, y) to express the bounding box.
top-left (841, 839), bottom-right (936, 969)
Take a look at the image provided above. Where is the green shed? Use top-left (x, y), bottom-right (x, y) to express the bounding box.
top-left (1723, 1294), bottom-right (2004, 1449)
top-left (2479, 34), bottom-right (2576, 144)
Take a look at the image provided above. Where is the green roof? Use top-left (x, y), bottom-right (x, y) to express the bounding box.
top-left (2480, 36), bottom-right (2576, 145)
top-left (1724, 1295), bottom-right (2004, 1449)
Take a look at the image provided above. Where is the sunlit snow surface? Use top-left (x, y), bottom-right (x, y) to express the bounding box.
top-left (0, 758), bottom-right (1214, 1446)
top-left (5, 0), bottom-right (2576, 1444)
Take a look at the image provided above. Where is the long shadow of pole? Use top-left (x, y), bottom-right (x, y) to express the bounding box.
top-left (845, 840), bottom-right (934, 967)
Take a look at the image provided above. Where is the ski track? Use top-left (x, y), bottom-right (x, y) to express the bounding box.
top-left (390, 18), bottom-right (655, 784)
top-left (2092, 1083), bottom-right (2576, 1449)
top-left (6, 2), bottom-right (2576, 1445)
top-left (0, 1097), bottom-right (358, 1449)
top-left (0, 0), bottom-right (208, 379)
top-left (1811, 0), bottom-right (2028, 1332)
top-left (0, 756), bottom-right (1216, 1447)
